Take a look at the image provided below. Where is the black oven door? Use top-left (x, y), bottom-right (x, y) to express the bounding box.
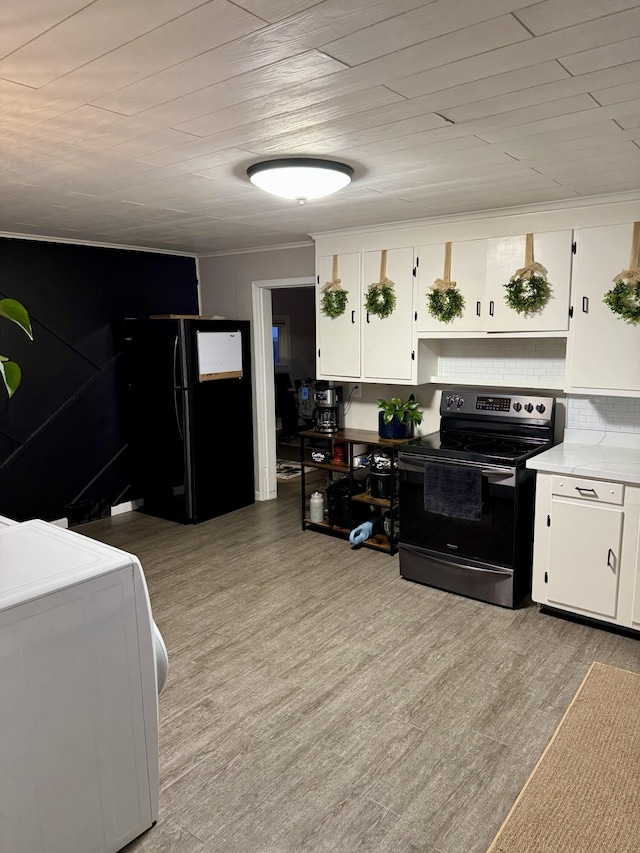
top-left (398, 453), bottom-right (517, 569)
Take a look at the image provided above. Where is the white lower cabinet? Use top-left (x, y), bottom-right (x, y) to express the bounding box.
top-left (532, 473), bottom-right (640, 630)
top-left (547, 499), bottom-right (622, 618)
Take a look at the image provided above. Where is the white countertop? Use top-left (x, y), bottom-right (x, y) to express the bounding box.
top-left (527, 434), bottom-right (640, 485)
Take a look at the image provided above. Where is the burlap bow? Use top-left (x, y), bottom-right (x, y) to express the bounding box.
top-left (431, 242), bottom-right (457, 291)
top-left (432, 278), bottom-right (457, 291)
top-left (371, 249), bottom-right (395, 289)
top-left (322, 255), bottom-right (343, 292)
top-left (514, 234), bottom-right (547, 279)
top-left (613, 268), bottom-right (640, 286)
top-left (514, 260), bottom-right (548, 279)
top-left (613, 223), bottom-right (640, 286)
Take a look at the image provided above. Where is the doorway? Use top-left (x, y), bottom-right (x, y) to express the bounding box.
top-left (251, 276), bottom-right (315, 501)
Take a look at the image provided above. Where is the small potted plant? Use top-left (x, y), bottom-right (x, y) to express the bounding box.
top-left (377, 394), bottom-right (423, 439)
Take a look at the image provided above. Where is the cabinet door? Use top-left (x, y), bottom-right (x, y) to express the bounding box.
top-left (362, 247), bottom-right (415, 382)
top-left (416, 240), bottom-right (486, 333)
top-left (547, 498), bottom-right (622, 618)
top-left (316, 252), bottom-right (361, 379)
top-left (485, 230), bottom-right (573, 332)
top-left (569, 223), bottom-right (640, 393)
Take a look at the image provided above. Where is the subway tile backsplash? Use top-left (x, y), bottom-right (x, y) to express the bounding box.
top-left (439, 339), bottom-right (566, 384)
top-left (566, 396), bottom-right (640, 434)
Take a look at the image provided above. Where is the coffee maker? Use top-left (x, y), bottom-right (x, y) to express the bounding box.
top-left (313, 386), bottom-right (342, 433)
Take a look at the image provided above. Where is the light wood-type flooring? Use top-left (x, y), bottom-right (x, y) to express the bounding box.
top-left (77, 478), bottom-right (640, 853)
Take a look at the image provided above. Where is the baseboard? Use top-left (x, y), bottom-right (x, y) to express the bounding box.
top-left (111, 500), bottom-right (139, 516)
top-left (61, 499), bottom-right (142, 528)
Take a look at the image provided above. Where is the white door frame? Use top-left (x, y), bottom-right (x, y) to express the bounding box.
top-left (252, 276), bottom-right (315, 501)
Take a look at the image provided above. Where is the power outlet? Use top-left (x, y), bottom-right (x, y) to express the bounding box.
top-left (351, 383), bottom-right (361, 398)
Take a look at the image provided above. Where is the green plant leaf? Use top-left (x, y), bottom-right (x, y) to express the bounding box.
top-left (0, 298), bottom-right (33, 339)
top-left (0, 357), bottom-right (21, 398)
top-left (377, 393), bottom-right (423, 427)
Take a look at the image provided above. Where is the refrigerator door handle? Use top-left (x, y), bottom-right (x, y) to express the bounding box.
top-left (173, 335), bottom-right (184, 441)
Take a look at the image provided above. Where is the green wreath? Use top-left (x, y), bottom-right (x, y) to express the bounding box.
top-left (365, 283), bottom-right (396, 319)
top-left (603, 279), bottom-right (640, 324)
top-left (504, 273), bottom-right (550, 315)
top-left (427, 288), bottom-right (465, 324)
top-left (321, 289), bottom-right (348, 319)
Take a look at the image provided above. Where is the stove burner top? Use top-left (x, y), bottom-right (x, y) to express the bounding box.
top-left (440, 438), bottom-right (462, 449)
top-left (402, 430), bottom-right (551, 465)
top-left (464, 441), bottom-right (517, 456)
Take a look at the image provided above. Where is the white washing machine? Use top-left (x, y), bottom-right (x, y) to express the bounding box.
top-left (0, 518), bottom-right (168, 853)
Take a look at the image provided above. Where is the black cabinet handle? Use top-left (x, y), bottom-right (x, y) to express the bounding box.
top-left (489, 300), bottom-right (495, 317)
top-left (582, 296), bottom-right (589, 313)
top-left (607, 548), bottom-right (614, 568)
top-left (366, 312), bottom-right (370, 324)
top-left (351, 310), bottom-right (355, 324)
top-left (476, 301), bottom-right (481, 317)
top-left (575, 486), bottom-right (597, 495)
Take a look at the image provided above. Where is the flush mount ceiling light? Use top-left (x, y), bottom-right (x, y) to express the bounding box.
top-left (247, 158), bottom-right (354, 204)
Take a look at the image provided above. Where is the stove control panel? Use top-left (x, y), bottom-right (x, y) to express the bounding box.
top-left (476, 396), bottom-right (511, 412)
top-left (441, 390), bottom-right (555, 425)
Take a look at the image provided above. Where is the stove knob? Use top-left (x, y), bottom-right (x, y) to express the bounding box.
top-left (456, 396), bottom-right (464, 408)
top-left (513, 402), bottom-right (522, 412)
top-left (445, 395), bottom-right (454, 409)
top-left (524, 403), bottom-right (534, 413)
top-left (536, 403), bottom-right (546, 413)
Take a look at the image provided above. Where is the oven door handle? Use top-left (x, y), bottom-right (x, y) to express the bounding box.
top-left (398, 454), bottom-right (513, 477)
top-left (398, 454), bottom-right (517, 487)
top-left (481, 467), bottom-right (514, 478)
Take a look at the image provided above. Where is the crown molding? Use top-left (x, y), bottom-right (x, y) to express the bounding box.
top-left (310, 191), bottom-right (640, 241)
top-left (0, 229), bottom-right (196, 257)
top-left (197, 240), bottom-right (314, 258)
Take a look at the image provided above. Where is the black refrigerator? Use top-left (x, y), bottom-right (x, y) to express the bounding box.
top-left (122, 317), bottom-right (254, 524)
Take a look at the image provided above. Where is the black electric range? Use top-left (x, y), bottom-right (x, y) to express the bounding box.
top-left (398, 389), bottom-right (556, 608)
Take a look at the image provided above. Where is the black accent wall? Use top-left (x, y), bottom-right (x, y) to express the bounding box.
top-left (0, 237), bottom-right (198, 522)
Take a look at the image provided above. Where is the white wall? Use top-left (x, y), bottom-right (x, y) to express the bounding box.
top-left (567, 397), bottom-right (640, 434)
top-left (438, 339), bottom-right (566, 386)
top-left (198, 245), bottom-right (315, 319)
top-left (342, 382), bottom-right (441, 436)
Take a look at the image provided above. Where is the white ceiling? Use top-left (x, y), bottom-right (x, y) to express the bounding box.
top-left (0, 0), bottom-right (639, 255)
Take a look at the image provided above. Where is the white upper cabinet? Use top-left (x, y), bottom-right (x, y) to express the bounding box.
top-left (316, 252), bottom-right (361, 379)
top-left (316, 247), bottom-right (429, 385)
top-left (485, 230), bottom-right (574, 332)
top-left (568, 223), bottom-right (640, 394)
top-left (362, 247), bottom-right (415, 382)
top-left (416, 230), bottom-right (573, 335)
top-left (416, 240), bottom-right (487, 333)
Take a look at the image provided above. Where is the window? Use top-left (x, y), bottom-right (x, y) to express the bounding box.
top-left (272, 314), bottom-right (290, 367)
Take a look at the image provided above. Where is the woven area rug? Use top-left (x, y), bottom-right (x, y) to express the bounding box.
top-left (488, 662), bottom-right (640, 853)
top-left (276, 460), bottom-right (313, 480)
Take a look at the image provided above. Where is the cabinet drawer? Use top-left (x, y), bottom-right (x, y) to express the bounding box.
top-left (551, 476), bottom-right (624, 505)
